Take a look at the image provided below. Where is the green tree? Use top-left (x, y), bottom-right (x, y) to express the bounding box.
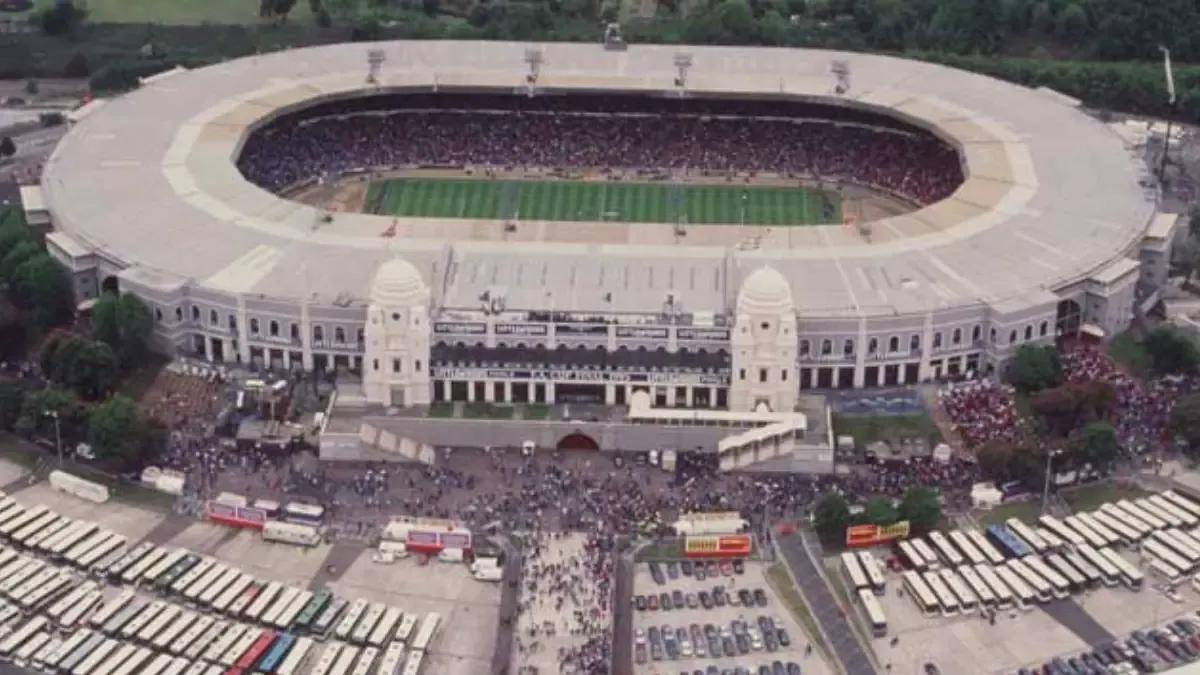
top-left (0, 379), bottom-right (29, 432)
top-left (813, 491), bottom-right (851, 544)
top-left (0, 224), bottom-right (32, 263)
top-left (1055, 3), bottom-right (1089, 40)
top-left (0, 137), bottom-right (14, 159)
top-left (861, 497), bottom-right (899, 526)
top-left (41, 334), bottom-right (117, 400)
top-left (1071, 421), bottom-right (1120, 469)
top-left (0, 240), bottom-right (40, 284)
top-left (89, 395), bottom-right (149, 468)
top-left (1172, 393), bottom-right (1200, 460)
top-left (63, 53), bottom-right (90, 78)
top-left (1144, 326), bottom-right (1200, 375)
top-left (91, 293), bottom-right (154, 369)
top-left (11, 255), bottom-right (73, 331)
top-left (976, 439), bottom-right (1016, 482)
top-left (15, 387), bottom-right (85, 443)
top-left (38, 1), bottom-right (85, 35)
top-left (260, 0), bottom-right (298, 22)
top-left (898, 486), bottom-right (941, 534)
top-left (1006, 344), bottom-right (1062, 393)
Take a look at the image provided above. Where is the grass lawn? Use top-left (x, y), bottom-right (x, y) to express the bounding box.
top-left (635, 539), bottom-right (686, 561)
top-left (428, 402), bottom-right (455, 418)
top-left (1061, 482), bottom-right (1150, 513)
top-left (765, 563), bottom-right (836, 666)
top-left (522, 404), bottom-right (550, 420)
top-left (832, 413), bottom-right (943, 450)
top-left (0, 207), bottom-right (25, 229)
top-left (35, 0), bottom-right (315, 25)
top-left (1108, 330), bottom-right (1152, 379)
top-left (462, 402), bottom-right (514, 419)
top-left (365, 178), bottom-right (841, 226)
top-left (976, 499), bottom-right (1042, 527)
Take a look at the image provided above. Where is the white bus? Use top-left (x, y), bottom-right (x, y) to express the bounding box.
top-left (9, 565), bottom-right (55, 603)
top-left (178, 616), bottom-right (219, 659)
top-left (350, 646), bottom-right (378, 675)
top-left (88, 589), bottom-right (135, 629)
top-left (374, 640), bottom-right (406, 675)
top-left (0, 500), bottom-right (23, 527)
top-left (282, 503), bottom-right (325, 527)
top-left (74, 533), bottom-right (127, 570)
top-left (107, 644), bottom-right (153, 675)
top-left (1143, 538), bottom-right (1193, 574)
top-left (0, 616), bottom-right (47, 657)
top-left (1090, 509), bottom-right (1140, 544)
top-left (0, 548), bottom-right (18, 573)
top-left (896, 540), bottom-right (928, 571)
top-left (46, 521), bottom-right (101, 558)
top-left (25, 516), bottom-right (71, 550)
top-left (245, 581), bottom-right (283, 622)
top-left (840, 552), bottom-right (869, 591)
top-left (72, 637), bottom-right (120, 675)
top-left (263, 521), bottom-right (322, 547)
top-left (1163, 490), bottom-right (1200, 519)
top-left (956, 564), bottom-right (995, 607)
top-left (921, 571), bottom-right (958, 616)
top-left (901, 570), bottom-right (938, 616)
top-left (401, 651), bottom-right (423, 675)
top-left (367, 607), bottom-right (403, 648)
top-left (275, 589), bottom-right (314, 630)
top-left (22, 569), bottom-right (74, 610)
top-left (334, 600), bottom-right (368, 641)
top-left (330, 643), bottom-right (360, 675)
top-left (45, 629), bottom-right (95, 673)
top-left (1006, 558), bottom-right (1053, 603)
top-left (170, 556), bottom-right (215, 596)
top-left (966, 530), bottom-right (1006, 566)
top-left (394, 614), bottom-right (418, 644)
top-left (59, 633), bottom-right (106, 675)
top-left (212, 573), bottom-right (253, 615)
top-left (263, 587), bottom-right (302, 628)
top-left (1099, 503), bottom-right (1151, 539)
top-left (928, 532), bottom-right (965, 567)
top-left (1136, 497), bottom-right (1184, 528)
top-left (1038, 515), bottom-right (1085, 548)
top-left (221, 627), bottom-right (262, 667)
top-left (1076, 544), bottom-right (1119, 587)
top-left (47, 581), bottom-right (98, 622)
top-left (1063, 550), bottom-right (1101, 588)
top-left (1154, 529), bottom-right (1200, 566)
top-left (276, 636), bottom-right (315, 675)
top-left (309, 641), bottom-right (343, 675)
top-left (183, 561), bottom-right (229, 603)
top-left (152, 610), bottom-right (196, 651)
top-left (857, 551), bottom-right (886, 595)
top-left (204, 623), bottom-right (246, 663)
top-left (1115, 500), bottom-right (1166, 531)
top-left (0, 505), bottom-right (49, 540)
top-left (948, 530), bottom-right (986, 566)
top-left (411, 613), bottom-right (440, 653)
top-left (1046, 553), bottom-right (1087, 591)
top-left (140, 653), bottom-right (176, 675)
top-left (351, 603), bottom-right (385, 645)
top-left (138, 604), bottom-right (181, 644)
top-left (120, 600), bottom-right (166, 639)
top-left (1099, 547), bottom-right (1144, 590)
top-left (10, 509), bottom-right (59, 546)
top-left (939, 568), bottom-right (978, 613)
top-left (910, 538), bottom-right (941, 571)
top-left (142, 548), bottom-right (187, 587)
top-left (856, 588), bottom-right (887, 636)
top-left (0, 558), bottom-right (42, 595)
top-left (1024, 556), bottom-right (1071, 598)
top-left (1149, 557), bottom-right (1182, 582)
top-left (1149, 495), bottom-right (1200, 527)
top-left (974, 564), bottom-right (1016, 609)
top-left (197, 567), bottom-right (240, 607)
top-left (13, 630), bottom-right (51, 668)
top-left (120, 546), bottom-right (167, 585)
top-left (1006, 518), bottom-right (1050, 554)
top-left (1074, 513), bottom-right (1121, 547)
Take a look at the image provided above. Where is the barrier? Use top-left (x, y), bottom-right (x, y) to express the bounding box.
top-left (48, 470), bottom-right (109, 504)
top-left (206, 501), bottom-right (267, 530)
top-left (845, 521), bottom-right (912, 548)
top-left (684, 534), bottom-right (753, 559)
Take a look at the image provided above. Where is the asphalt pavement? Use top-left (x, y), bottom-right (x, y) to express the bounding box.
top-left (776, 530), bottom-right (877, 675)
top-left (1040, 599), bottom-right (1116, 646)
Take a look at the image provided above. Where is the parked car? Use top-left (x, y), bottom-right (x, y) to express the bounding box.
top-left (667, 561), bottom-right (679, 579)
top-left (721, 560), bottom-right (735, 576)
top-left (686, 593), bottom-right (698, 609)
top-left (648, 595), bottom-right (659, 610)
top-left (672, 590), bottom-right (684, 607)
top-left (660, 592), bottom-right (672, 610)
top-left (754, 588), bottom-right (769, 607)
top-left (734, 559), bottom-right (745, 574)
top-left (635, 595), bottom-right (646, 611)
top-left (681, 560), bottom-right (693, 575)
top-left (650, 562), bottom-right (666, 585)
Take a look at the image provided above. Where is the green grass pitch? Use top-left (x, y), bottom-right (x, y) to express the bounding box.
top-left (364, 178), bottom-right (840, 226)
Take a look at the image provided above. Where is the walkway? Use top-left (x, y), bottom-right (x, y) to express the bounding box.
top-left (776, 529), bottom-right (876, 675)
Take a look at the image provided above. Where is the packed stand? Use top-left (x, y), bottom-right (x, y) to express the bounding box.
top-left (237, 94), bottom-right (964, 206)
top-left (938, 379), bottom-right (1023, 450)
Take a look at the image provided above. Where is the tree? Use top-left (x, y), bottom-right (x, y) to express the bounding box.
top-left (0, 137), bottom-right (14, 160)
top-left (1071, 421), bottom-right (1120, 470)
top-left (260, 0), bottom-right (298, 22)
top-left (899, 486), bottom-right (941, 534)
top-left (861, 497), bottom-right (899, 526)
top-left (1055, 3), bottom-right (1088, 41)
top-left (91, 293), bottom-right (154, 369)
top-left (15, 386), bottom-right (85, 443)
top-left (1006, 344), bottom-right (1062, 393)
top-left (38, 1), bottom-right (85, 35)
top-left (0, 379), bottom-right (29, 432)
top-left (89, 395), bottom-right (149, 468)
top-left (813, 491), bottom-right (851, 544)
top-left (1144, 326), bottom-right (1200, 376)
top-left (10, 255), bottom-right (73, 330)
top-left (976, 440), bottom-right (1016, 482)
top-left (421, 0), bottom-right (439, 15)
top-left (0, 240), bottom-right (40, 284)
top-left (40, 333), bottom-right (117, 400)
top-left (1172, 393), bottom-right (1200, 460)
top-left (63, 53), bottom-right (90, 78)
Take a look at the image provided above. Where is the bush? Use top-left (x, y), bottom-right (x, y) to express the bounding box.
top-left (63, 53), bottom-right (90, 78)
top-left (89, 61), bottom-right (181, 93)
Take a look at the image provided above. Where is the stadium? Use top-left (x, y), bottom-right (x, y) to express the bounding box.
top-left (35, 40), bottom-right (1174, 430)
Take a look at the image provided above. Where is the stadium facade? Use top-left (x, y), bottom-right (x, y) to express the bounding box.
top-left (37, 41), bottom-right (1178, 422)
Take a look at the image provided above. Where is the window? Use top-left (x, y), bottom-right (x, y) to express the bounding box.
top-left (334, 327), bottom-right (345, 343)
top-left (392, 359), bottom-right (401, 373)
top-left (933, 332), bottom-right (943, 349)
top-left (739, 368), bottom-right (747, 381)
top-left (250, 318), bottom-right (260, 335)
top-left (290, 324), bottom-right (299, 340)
top-left (209, 310), bottom-right (218, 326)
top-left (888, 336), bottom-right (899, 353)
top-left (229, 315), bottom-right (237, 331)
top-left (843, 339), bottom-right (855, 356)
top-left (952, 328), bottom-right (962, 345)
top-left (357, 328), bottom-right (364, 343)
top-left (175, 307), bottom-right (183, 321)
top-left (990, 328), bottom-right (996, 343)
top-left (868, 338), bottom-right (878, 355)
top-left (910, 335), bottom-right (920, 352)
top-left (268, 320), bottom-right (279, 337)
top-left (191, 306), bottom-right (200, 322)
top-left (314, 326), bottom-right (324, 342)
top-left (799, 340), bottom-right (810, 357)
top-left (759, 368), bottom-right (768, 383)
top-left (372, 359), bottom-right (379, 371)
top-left (392, 312), bottom-right (401, 321)
top-left (1024, 325), bottom-right (1033, 341)
top-left (154, 308), bottom-right (163, 322)
top-left (760, 321), bottom-right (770, 330)
top-left (818, 339), bottom-right (830, 356)
top-left (781, 369), bottom-right (788, 382)
top-left (415, 360), bottom-right (421, 372)
top-left (1039, 321), bottom-right (1048, 337)
top-left (1009, 329), bottom-right (1018, 344)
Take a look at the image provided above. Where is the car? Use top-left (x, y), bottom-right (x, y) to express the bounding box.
top-left (764, 630), bottom-right (778, 652)
top-left (759, 668), bottom-right (772, 675)
top-left (722, 637), bottom-right (736, 656)
top-left (721, 561), bottom-right (735, 576)
top-left (667, 562), bottom-right (680, 579)
top-left (924, 664), bottom-right (941, 675)
top-left (680, 639), bottom-right (693, 658)
top-left (635, 643), bottom-right (648, 664)
top-left (648, 626), bottom-right (661, 644)
top-left (750, 633), bottom-right (764, 651)
top-left (651, 642), bottom-right (664, 661)
top-left (707, 667), bottom-right (719, 675)
top-left (704, 624), bottom-right (718, 641)
top-left (695, 565), bottom-right (707, 581)
top-left (714, 590), bottom-right (727, 607)
top-left (735, 634), bottom-right (750, 654)
top-left (661, 592), bottom-right (672, 610)
top-left (734, 559), bottom-right (745, 574)
top-left (673, 590), bottom-right (685, 607)
top-left (681, 560), bottom-right (693, 575)
top-left (699, 591), bottom-right (713, 609)
top-left (650, 562), bottom-right (666, 585)
top-left (729, 590), bottom-right (741, 607)
top-left (732, 620), bottom-right (747, 635)
top-left (772, 662), bottom-right (785, 675)
top-left (707, 562), bottom-right (719, 577)
top-left (754, 588), bottom-right (769, 607)
top-left (777, 628), bottom-right (791, 647)
top-left (635, 628), bottom-right (647, 645)
top-left (694, 638), bottom-right (707, 658)
top-left (635, 595), bottom-right (647, 611)
top-left (739, 589), bottom-right (754, 605)
top-left (686, 593), bottom-right (699, 609)
top-left (757, 616), bottom-right (773, 633)
top-left (786, 664), bottom-right (801, 675)
top-left (676, 627), bottom-right (688, 643)
top-left (648, 595), bottom-right (659, 610)
top-left (708, 636), bottom-right (722, 658)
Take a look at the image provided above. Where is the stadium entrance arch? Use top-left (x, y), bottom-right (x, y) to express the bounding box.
top-left (100, 275), bottom-right (119, 294)
top-left (557, 432), bottom-right (599, 452)
top-left (1056, 299), bottom-right (1082, 337)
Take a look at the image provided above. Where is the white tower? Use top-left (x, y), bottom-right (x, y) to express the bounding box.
top-left (363, 258), bottom-right (432, 407)
top-left (731, 265), bottom-right (798, 413)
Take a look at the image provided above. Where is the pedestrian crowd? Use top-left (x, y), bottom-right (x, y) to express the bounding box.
top-left (937, 379), bottom-right (1023, 449)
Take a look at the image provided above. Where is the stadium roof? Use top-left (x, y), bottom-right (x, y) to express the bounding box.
top-left (42, 41), bottom-right (1156, 318)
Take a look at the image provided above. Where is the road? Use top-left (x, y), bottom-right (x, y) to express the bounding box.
top-left (776, 529), bottom-right (877, 675)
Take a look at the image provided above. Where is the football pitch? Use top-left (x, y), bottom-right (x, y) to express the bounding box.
top-left (364, 178), bottom-right (840, 226)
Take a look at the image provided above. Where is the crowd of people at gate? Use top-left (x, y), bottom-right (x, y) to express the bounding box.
top-left (938, 380), bottom-right (1023, 450)
top-left (237, 96), bottom-right (963, 207)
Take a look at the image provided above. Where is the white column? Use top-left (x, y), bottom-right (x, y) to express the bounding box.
top-left (203, 335), bottom-right (214, 362)
top-left (282, 350), bottom-right (292, 371)
top-left (467, 380), bottom-right (476, 402)
top-left (710, 386), bottom-right (718, 408)
top-left (853, 317), bottom-right (867, 388)
top-left (504, 381), bottom-right (513, 403)
top-left (685, 386), bottom-right (694, 407)
top-left (300, 301), bottom-right (314, 370)
top-left (666, 386), bottom-right (677, 407)
top-left (483, 379), bottom-right (495, 403)
top-left (545, 381), bottom-right (556, 404)
top-left (236, 296), bottom-right (251, 364)
top-left (919, 310), bottom-right (934, 382)
top-left (604, 383), bottom-right (615, 405)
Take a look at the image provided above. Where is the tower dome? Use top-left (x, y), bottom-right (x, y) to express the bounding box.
top-left (370, 258), bottom-right (428, 307)
top-left (736, 265), bottom-right (794, 315)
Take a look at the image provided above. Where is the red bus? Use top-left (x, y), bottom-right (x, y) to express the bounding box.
top-left (235, 630), bottom-right (278, 671)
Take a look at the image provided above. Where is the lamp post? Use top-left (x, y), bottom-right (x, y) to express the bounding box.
top-left (1041, 448), bottom-right (1062, 514)
top-left (44, 410), bottom-right (62, 467)
top-left (1159, 46), bottom-right (1177, 182)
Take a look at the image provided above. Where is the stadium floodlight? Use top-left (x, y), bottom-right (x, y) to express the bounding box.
top-left (603, 23), bottom-right (626, 51)
top-left (673, 53), bottom-right (693, 94)
top-left (366, 48), bottom-right (386, 85)
top-left (1159, 45), bottom-right (1176, 181)
top-left (524, 47), bottom-right (544, 96)
top-left (831, 59), bottom-right (850, 95)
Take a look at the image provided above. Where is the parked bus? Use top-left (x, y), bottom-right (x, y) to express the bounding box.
top-left (394, 614), bottom-right (418, 645)
top-left (350, 646), bottom-right (378, 675)
top-left (167, 556), bottom-right (212, 595)
top-left (1046, 553), bottom-right (1088, 591)
top-left (235, 630), bottom-right (278, 671)
top-left (1150, 495), bottom-right (1200, 527)
top-left (120, 600), bottom-right (166, 639)
top-left (1099, 503), bottom-right (1151, 539)
top-left (88, 589), bottom-right (135, 629)
top-left (313, 598), bottom-right (348, 640)
top-left (0, 505), bottom-right (50, 540)
top-left (282, 503), bottom-right (325, 527)
top-left (910, 538), bottom-right (941, 571)
top-left (245, 581), bottom-right (284, 623)
top-left (264, 521), bottom-right (322, 548)
top-left (10, 509), bottom-right (59, 547)
top-left (921, 570), bottom-right (958, 616)
top-left (1143, 538), bottom-right (1193, 574)
top-left (276, 636), bottom-right (315, 675)
top-left (1024, 556), bottom-right (1071, 598)
top-left (367, 607), bottom-right (403, 648)
top-left (24, 517), bottom-right (71, 550)
top-left (375, 640), bottom-right (406, 675)
top-left (857, 551), bottom-right (886, 595)
top-left (1163, 490), bottom-right (1200, 519)
top-left (1061, 514), bottom-right (1108, 548)
top-left (330, 642), bottom-right (359, 675)
top-left (177, 617), bottom-right (219, 659)
top-left (262, 587), bottom-right (301, 628)
top-left (1036, 515), bottom-right (1083, 548)
top-left (24, 633), bottom-right (56, 670)
top-left (948, 530), bottom-right (986, 566)
top-left (197, 567), bottom-right (240, 607)
top-left (939, 568), bottom-right (978, 613)
top-left (141, 548), bottom-right (187, 587)
top-left (75, 533), bottom-right (126, 570)
top-left (227, 581), bottom-right (265, 619)
top-left (1089, 509), bottom-right (1141, 544)
top-left (12, 630), bottom-right (51, 668)
top-left (401, 651), bottom-right (423, 675)
top-left (258, 633), bottom-right (296, 674)
top-left (1075, 513), bottom-right (1121, 547)
top-left (974, 564), bottom-right (1016, 609)
top-left (60, 588), bottom-right (104, 630)
top-left (1114, 500), bottom-right (1166, 531)
top-left (152, 610), bottom-right (196, 652)
top-left (928, 532), bottom-right (965, 567)
top-left (138, 604), bottom-right (181, 644)
top-left (1099, 547), bottom-right (1144, 590)
top-left (140, 653), bottom-right (176, 675)
top-left (1154, 529), bottom-right (1200, 567)
top-left (182, 561), bottom-right (229, 603)
top-left (46, 629), bottom-right (95, 673)
top-left (840, 552), bottom-right (869, 592)
top-left (103, 543), bottom-right (153, 582)
top-left (72, 637), bottom-right (120, 675)
top-left (956, 565), bottom-right (996, 607)
top-left (59, 632), bottom-right (106, 675)
top-left (334, 600), bottom-right (368, 641)
top-left (350, 603), bottom-right (385, 645)
top-left (204, 623), bottom-right (246, 664)
top-left (964, 529), bottom-right (1005, 566)
top-left (309, 641), bottom-right (343, 675)
top-left (0, 616), bottom-right (47, 657)
top-left (294, 589), bottom-right (333, 634)
top-left (1149, 556), bottom-right (1182, 583)
top-left (1006, 559), bottom-right (1053, 603)
top-left (901, 570), bottom-right (938, 616)
top-left (102, 600), bottom-right (146, 637)
top-left (1136, 497), bottom-right (1184, 528)
top-left (1003, 519), bottom-right (1048, 554)
top-left (212, 574), bottom-right (254, 615)
top-left (222, 627), bottom-right (263, 667)
top-left (22, 568), bottom-right (74, 610)
top-left (896, 540), bottom-right (928, 572)
top-left (275, 590), bottom-right (314, 631)
top-left (109, 645), bottom-right (155, 675)
top-left (410, 613), bottom-right (440, 653)
top-left (47, 581), bottom-right (98, 622)
top-left (0, 559), bottom-right (42, 596)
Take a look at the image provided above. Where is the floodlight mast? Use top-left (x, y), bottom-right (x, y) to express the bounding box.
top-left (366, 48), bottom-right (386, 85)
top-left (1159, 45), bottom-right (1176, 182)
top-left (831, 59), bottom-right (850, 95)
top-left (524, 48), bottom-right (543, 97)
top-left (673, 53), bottom-right (692, 97)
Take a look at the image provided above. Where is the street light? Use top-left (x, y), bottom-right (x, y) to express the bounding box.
top-left (44, 410), bottom-right (62, 467)
top-left (1041, 448), bottom-right (1062, 514)
top-left (1159, 45), bottom-right (1177, 182)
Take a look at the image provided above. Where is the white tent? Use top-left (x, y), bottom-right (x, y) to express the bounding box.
top-left (971, 482), bottom-right (1004, 509)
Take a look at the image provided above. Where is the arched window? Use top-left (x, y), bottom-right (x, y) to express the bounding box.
top-left (799, 340), bottom-right (810, 357)
top-left (910, 335), bottom-right (920, 352)
top-left (392, 359), bottom-right (401, 373)
top-left (415, 360), bottom-right (422, 372)
top-left (821, 339), bottom-right (832, 356)
top-left (1039, 321), bottom-right (1048, 337)
top-left (868, 338), bottom-right (878, 354)
top-left (174, 307), bottom-right (183, 322)
top-left (269, 320), bottom-right (279, 337)
top-left (952, 328), bottom-right (962, 345)
top-left (372, 359), bottom-right (379, 371)
top-left (888, 336), bottom-right (899, 353)
top-left (933, 332), bottom-right (943, 349)
top-left (250, 318), bottom-right (260, 335)
top-left (191, 306), bottom-right (200, 322)
top-left (843, 339), bottom-right (855, 356)
top-left (154, 308), bottom-right (163, 322)
top-left (209, 310), bottom-right (218, 326)
top-left (313, 326), bottom-right (324, 342)
top-left (1024, 325), bottom-right (1033, 341)
top-left (229, 314), bottom-right (237, 331)
top-left (334, 327), bottom-right (345, 343)
top-left (356, 328), bottom-right (364, 343)
top-left (1009, 329), bottom-right (1018, 344)
top-left (976, 325), bottom-right (985, 343)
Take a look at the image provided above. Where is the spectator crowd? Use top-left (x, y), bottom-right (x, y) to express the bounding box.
top-left (938, 379), bottom-right (1024, 450)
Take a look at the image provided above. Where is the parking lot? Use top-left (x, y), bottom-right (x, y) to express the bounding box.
top-left (631, 558), bottom-right (834, 675)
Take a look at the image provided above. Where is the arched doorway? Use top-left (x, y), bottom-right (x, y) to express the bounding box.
top-left (557, 432), bottom-right (599, 451)
top-left (100, 276), bottom-right (119, 295)
top-left (1056, 299), bottom-right (1082, 337)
